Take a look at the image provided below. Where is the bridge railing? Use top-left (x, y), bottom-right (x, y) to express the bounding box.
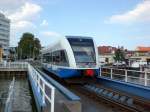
top-left (28, 64), bottom-right (55, 112)
top-left (0, 62), bottom-right (28, 69)
top-left (100, 67), bottom-right (150, 87)
top-left (0, 61), bottom-right (55, 112)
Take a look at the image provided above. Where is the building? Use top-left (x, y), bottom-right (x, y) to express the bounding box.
top-left (9, 46), bottom-right (17, 61)
top-left (0, 12), bottom-right (10, 59)
top-left (128, 46), bottom-right (150, 67)
top-left (98, 46), bottom-right (117, 64)
top-left (135, 46), bottom-right (150, 57)
top-left (98, 46), bottom-right (117, 54)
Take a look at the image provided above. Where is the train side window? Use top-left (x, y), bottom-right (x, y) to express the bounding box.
top-left (43, 53), bottom-right (50, 63)
top-left (50, 50), bottom-right (69, 66)
top-left (60, 50), bottom-right (69, 66)
top-left (43, 55), bottom-right (47, 63)
top-left (49, 53), bottom-right (52, 63)
top-left (52, 52), bottom-right (56, 64)
top-left (52, 51), bottom-right (60, 65)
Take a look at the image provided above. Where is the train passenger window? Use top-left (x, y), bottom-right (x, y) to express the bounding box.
top-left (43, 50), bottom-right (69, 66)
top-left (52, 51), bottom-right (60, 64)
top-left (43, 58), bottom-right (46, 63)
top-left (51, 50), bottom-right (69, 66)
top-left (60, 50), bottom-right (69, 66)
top-left (43, 53), bottom-right (51, 63)
top-left (49, 53), bottom-right (52, 63)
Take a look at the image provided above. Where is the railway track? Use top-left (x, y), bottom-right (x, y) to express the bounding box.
top-left (36, 66), bottom-right (150, 112)
top-left (61, 78), bottom-right (150, 112)
top-left (78, 83), bottom-right (150, 112)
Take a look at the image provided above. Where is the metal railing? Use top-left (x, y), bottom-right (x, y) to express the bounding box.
top-left (4, 77), bottom-right (15, 112)
top-left (100, 67), bottom-right (150, 87)
top-left (28, 64), bottom-right (55, 112)
top-left (0, 61), bottom-right (55, 112)
top-left (0, 62), bottom-right (28, 69)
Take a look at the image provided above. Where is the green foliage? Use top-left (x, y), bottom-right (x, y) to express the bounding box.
top-left (113, 48), bottom-right (125, 62)
top-left (18, 32), bottom-right (41, 59)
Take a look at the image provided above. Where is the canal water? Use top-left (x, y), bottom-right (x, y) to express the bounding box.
top-left (0, 77), bottom-right (37, 112)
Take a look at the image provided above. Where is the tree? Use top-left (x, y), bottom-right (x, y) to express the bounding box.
top-left (18, 32), bottom-right (41, 59)
top-left (33, 38), bottom-right (41, 59)
top-left (113, 48), bottom-right (125, 62)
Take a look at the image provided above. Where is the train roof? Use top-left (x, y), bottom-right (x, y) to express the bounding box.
top-left (41, 35), bottom-right (94, 53)
top-left (66, 36), bottom-right (93, 39)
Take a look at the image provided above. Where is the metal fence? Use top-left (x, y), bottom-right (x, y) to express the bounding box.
top-left (0, 62), bottom-right (28, 69)
top-left (100, 67), bottom-right (150, 87)
top-left (28, 64), bottom-right (55, 112)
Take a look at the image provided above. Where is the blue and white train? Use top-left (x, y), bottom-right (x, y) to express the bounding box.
top-left (41, 36), bottom-right (99, 79)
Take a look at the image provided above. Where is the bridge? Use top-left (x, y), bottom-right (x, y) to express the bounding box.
top-left (0, 62), bottom-right (150, 112)
top-left (100, 67), bottom-right (150, 100)
top-left (0, 62), bottom-right (81, 112)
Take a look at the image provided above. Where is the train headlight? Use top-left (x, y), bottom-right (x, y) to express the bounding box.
top-left (84, 69), bottom-right (94, 77)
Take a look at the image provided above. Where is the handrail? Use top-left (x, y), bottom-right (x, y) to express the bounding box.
top-left (37, 68), bottom-right (80, 101)
top-left (102, 67), bottom-right (150, 73)
top-left (100, 67), bottom-right (150, 86)
top-left (28, 64), bottom-right (55, 112)
top-left (0, 62), bottom-right (28, 69)
top-left (0, 62), bottom-right (55, 112)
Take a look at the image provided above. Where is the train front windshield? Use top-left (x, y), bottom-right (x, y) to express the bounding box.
top-left (67, 38), bottom-right (96, 63)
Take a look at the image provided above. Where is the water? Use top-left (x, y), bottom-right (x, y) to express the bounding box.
top-left (0, 79), bottom-right (11, 112)
top-left (0, 77), bottom-right (37, 112)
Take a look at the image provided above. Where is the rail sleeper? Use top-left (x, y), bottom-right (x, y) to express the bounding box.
top-left (97, 89), bottom-right (104, 94)
top-left (126, 98), bottom-right (134, 106)
top-left (112, 94), bottom-right (120, 101)
top-left (119, 96), bottom-right (127, 103)
top-left (107, 92), bottom-right (113, 98)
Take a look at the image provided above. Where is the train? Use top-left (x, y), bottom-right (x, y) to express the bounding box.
top-left (41, 36), bottom-right (99, 78)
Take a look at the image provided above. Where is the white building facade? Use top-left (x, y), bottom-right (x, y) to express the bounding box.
top-left (0, 12), bottom-right (10, 57)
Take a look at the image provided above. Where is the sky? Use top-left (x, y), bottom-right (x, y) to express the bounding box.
top-left (0, 0), bottom-right (150, 50)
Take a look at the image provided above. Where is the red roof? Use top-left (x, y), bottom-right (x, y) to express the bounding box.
top-left (98, 46), bottom-right (117, 54)
top-left (136, 46), bottom-right (150, 52)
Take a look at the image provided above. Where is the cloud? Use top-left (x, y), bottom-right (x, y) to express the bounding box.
top-left (8, 2), bottom-right (41, 22)
top-left (10, 20), bottom-right (37, 46)
top-left (8, 2), bottom-right (42, 33)
top-left (0, 0), bottom-right (27, 13)
top-left (106, 1), bottom-right (150, 24)
top-left (0, 1), bottom-right (41, 30)
top-left (39, 31), bottom-right (62, 46)
top-left (0, 1), bottom-right (42, 46)
top-left (40, 20), bottom-right (49, 26)
top-left (40, 31), bottom-right (61, 37)
top-left (12, 21), bottom-right (36, 30)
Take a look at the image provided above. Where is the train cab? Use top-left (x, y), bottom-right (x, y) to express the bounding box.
top-left (42, 36), bottom-right (99, 78)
